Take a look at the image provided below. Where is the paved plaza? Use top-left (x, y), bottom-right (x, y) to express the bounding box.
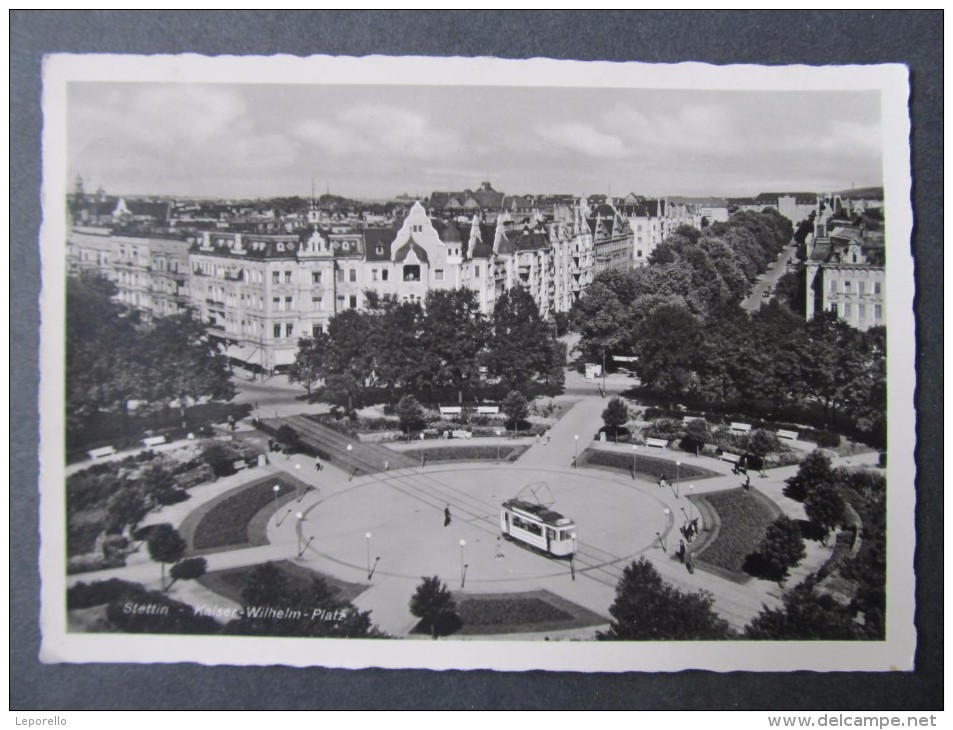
top-left (68, 369), bottom-right (878, 638)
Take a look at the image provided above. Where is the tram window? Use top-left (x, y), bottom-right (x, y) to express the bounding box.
top-left (511, 515), bottom-right (542, 536)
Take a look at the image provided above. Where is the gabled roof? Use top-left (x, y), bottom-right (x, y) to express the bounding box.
top-left (363, 228), bottom-right (396, 261)
top-left (393, 237), bottom-right (429, 264)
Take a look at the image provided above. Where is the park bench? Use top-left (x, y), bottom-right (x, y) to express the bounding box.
top-left (450, 429), bottom-right (472, 439)
top-left (644, 437), bottom-right (668, 449)
top-left (231, 459), bottom-right (246, 472)
top-left (720, 452), bottom-right (742, 465)
top-left (476, 406), bottom-right (499, 415)
top-left (439, 406), bottom-right (462, 417)
top-left (729, 422), bottom-right (752, 434)
top-left (142, 435), bottom-right (167, 448)
top-left (777, 429), bottom-right (799, 441)
top-left (87, 446), bottom-right (117, 460)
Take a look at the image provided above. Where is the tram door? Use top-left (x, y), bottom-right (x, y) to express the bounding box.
top-left (546, 527), bottom-right (554, 552)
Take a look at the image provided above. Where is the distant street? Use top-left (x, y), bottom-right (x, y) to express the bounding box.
top-left (741, 241), bottom-right (798, 313)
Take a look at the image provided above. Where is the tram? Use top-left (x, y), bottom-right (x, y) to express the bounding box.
top-left (500, 499), bottom-right (577, 558)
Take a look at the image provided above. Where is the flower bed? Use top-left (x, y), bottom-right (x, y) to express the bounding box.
top-left (694, 488), bottom-right (781, 574)
top-left (198, 560), bottom-right (367, 605)
top-left (580, 449), bottom-right (720, 481)
top-left (401, 445), bottom-right (529, 464)
top-left (453, 590), bottom-right (606, 635)
top-left (187, 475), bottom-right (298, 553)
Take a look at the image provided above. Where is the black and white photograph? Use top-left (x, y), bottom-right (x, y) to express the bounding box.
top-left (37, 53), bottom-right (916, 674)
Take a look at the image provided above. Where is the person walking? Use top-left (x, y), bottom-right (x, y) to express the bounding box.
top-left (678, 539), bottom-right (686, 563)
top-left (444, 505), bottom-right (452, 527)
top-left (314, 456), bottom-right (323, 471)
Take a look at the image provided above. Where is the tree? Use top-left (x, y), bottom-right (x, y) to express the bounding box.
top-left (749, 515), bottom-right (805, 585)
top-left (395, 394), bottom-right (426, 436)
top-left (571, 281), bottom-right (629, 365)
top-left (167, 557), bottom-right (207, 590)
top-left (745, 585), bottom-right (859, 640)
top-left (105, 486), bottom-right (150, 534)
top-left (633, 301), bottom-right (701, 406)
top-left (784, 449), bottom-right (833, 502)
top-left (418, 288), bottom-right (488, 398)
top-left (487, 287), bottom-right (555, 389)
top-left (409, 576), bottom-right (460, 638)
top-left (288, 332), bottom-right (329, 398)
top-left (597, 558), bottom-right (733, 640)
top-left (747, 429), bottom-right (781, 471)
top-left (501, 390), bottom-right (529, 432)
top-left (804, 483), bottom-right (846, 545)
top-left (680, 418), bottom-right (710, 455)
top-left (601, 397), bottom-right (629, 442)
top-left (145, 524), bottom-right (187, 590)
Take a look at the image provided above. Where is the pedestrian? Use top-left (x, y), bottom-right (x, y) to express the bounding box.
top-left (314, 456), bottom-right (323, 471)
top-left (678, 539), bottom-right (686, 563)
top-left (495, 537), bottom-right (504, 559)
top-left (572, 455), bottom-right (577, 469)
top-left (745, 473), bottom-right (751, 491)
top-left (267, 438), bottom-right (274, 452)
top-left (444, 505), bottom-right (451, 527)
top-left (546, 433), bottom-right (551, 445)
top-left (384, 460), bottom-right (389, 471)
top-left (686, 550), bottom-right (695, 574)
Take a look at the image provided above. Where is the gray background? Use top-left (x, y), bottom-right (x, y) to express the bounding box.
top-left (11, 10), bottom-right (943, 710)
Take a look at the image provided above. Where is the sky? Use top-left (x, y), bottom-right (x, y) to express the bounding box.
top-left (67, 82), bottom-right (884, 200)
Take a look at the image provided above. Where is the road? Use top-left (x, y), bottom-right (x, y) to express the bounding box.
top-left (741, 241), bottom-right (798, 313)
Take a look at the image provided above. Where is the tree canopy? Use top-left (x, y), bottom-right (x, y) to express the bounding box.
top-left (598, 558), bottom-right (733, 640)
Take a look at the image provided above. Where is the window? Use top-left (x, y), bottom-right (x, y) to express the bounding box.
top-left (272, 297), bottom-right (281, 310)
top-left (273, 324), bottom-right (281, 338)
top-left (844, 281), bottom-right (851, 293)
top-left (376, 245), bottom-right (384, 255)
top-left (336, 269), bottom-right (344, 283)
top-left (858, 281), bottom-right (865, 296)
top-left (272, 271), bottom-right (280, 284)
top-left (874, 305), bottom-right (882, 321)
top-left (474, 265), bottom-right (480, 278)
top-left (403, 265), bottom-right (421, 282)
top-left (284, 271), bottom-right (293, 284)
top-left (336, 295), bottom-right (345, 307)
top-left (858, 304), bottom-right (866, 322)
top-left (349, 269), bottom-right (357, 283)
top-left (874, 282), bottom-right (882, 295)
top-left (285, 323), bottom-right (294, 338)
top-left (843, 303), bottom-right (851, 319)
top-left (285, 296), bottom-right (293, 310)
top-left (312, 325), bottom-right (322, 337)
top-left (312, 296), bottom-right (322, 311)
top-left (381, 269), bottom-right (389, 281)
top-left (637, 250), bottom-right (643, 258)
top-left (349, 295), bottom-right (357, 309)
top-left (312, 271), bottom-right (322, 284)
top-left (371, 269), bottom-right (378, 281)
top-left (830, 279), bottom-right (837, 294)
top-left (434, 269), bottom-right (444, 281)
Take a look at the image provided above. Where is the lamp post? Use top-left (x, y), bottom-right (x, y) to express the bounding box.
top-left (365, 532), bottom-right (372, 579)
top-left (294, 463), bottom-right (301, 501)
top-left (573, 434), bottom-right (579, 467)
top-left (459, 539), bottom-right (467, 588)
top-left (660, 508), bottom-right (671, 551)
top-left (675, 460), bottom-right (682, 499)
top-left (419, 432), bottom-right (425, 468)
top-left (495, 429), bottom-right (502, 464)
top-left (570, 532), bottom-right (577, 581)
top-left (631, 444), bottom-right (637, 480)
top-left (272, 484), bottom-right (281, 525)
top-left (689, 484), bottom-right (695, 523)
top-left (346, 443), bottom-right (353, 474)
top-left (295, 511), bottom-right (304, 555)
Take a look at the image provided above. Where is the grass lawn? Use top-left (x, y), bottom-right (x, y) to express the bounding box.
top-left (402, 445), bottom-right (529, 464)
top-left (452, 590), bottom-right (607, 635)
top-left (580, 449), bottom-right (719, 481)
top-left (694, 487), bottom-right (781, 576)
top-left (183, 475), bottom-right (298, 553)
top-left (198, 560), bottom-right (367, 606)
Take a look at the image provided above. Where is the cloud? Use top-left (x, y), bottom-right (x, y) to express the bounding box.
top-left (293, 104), bottom-right (465, 162)
top-left (534, 122), bottom-right (628, 158)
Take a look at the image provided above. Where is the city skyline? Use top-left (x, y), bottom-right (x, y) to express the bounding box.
top-left (67, 82), bottom-right (884, 201)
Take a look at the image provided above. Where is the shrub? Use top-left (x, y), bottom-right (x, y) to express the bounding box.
top-left (68, 579), bottom-right (143, 609)
top-left (644, 418), bottom-right (683, 439)
top-left (201, 442), bottom-right (241, 477)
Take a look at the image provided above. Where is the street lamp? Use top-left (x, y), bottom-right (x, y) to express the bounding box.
top-left (689, 484), bottom-right (695, 523)
top-left (365, 532), bottom-right (372, 579)
top-left (660, 508), bottom-right (671, 551)
top-left (272, 484), bottom-right (281, 525)
top-left (459, 539), bottom-right (467, 588)
top-left (573, 434), bottom-right (579, 467)
top-left (495, 429), bottom-right (502, 464)
top-left (294, 463), bottom-right (302, 501)
top-left (295, 511), bottom-right (304, 555)
top-left (631, 444), bottom-right (637, 480)
top-left (346, 443), bottom-right (353, 474)
top-left (570, 532), bottom-right (577, 581)
top-left (419, 432), bottom-right (425, 468)
top-left (675, 460), bottom-right (682, 499)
